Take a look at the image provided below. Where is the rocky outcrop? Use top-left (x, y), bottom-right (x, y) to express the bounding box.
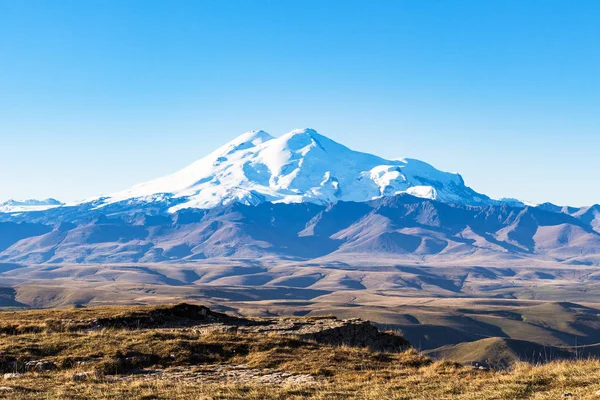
top-left (293, 318), bottom-right (409, 351)
top-left (195, 314), bottom-right (409, 352)
top-left (3, 303), bottom-right (408, 357)
top-left (114, 364), bottom-right (318, 386)
top-left (92, 303), bottom-right (237, 329)
top-left (159, 304), bottom-right (409, 351)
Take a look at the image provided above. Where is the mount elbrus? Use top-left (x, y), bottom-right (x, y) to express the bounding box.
top-left (0, 129), bottom-right (599, 266)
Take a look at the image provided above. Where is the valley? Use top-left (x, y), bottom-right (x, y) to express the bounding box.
top-left (1, 258), bottom-right (600, 367)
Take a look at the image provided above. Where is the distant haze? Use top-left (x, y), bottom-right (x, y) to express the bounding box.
top-left (1, 1), bottom-right (599, 206)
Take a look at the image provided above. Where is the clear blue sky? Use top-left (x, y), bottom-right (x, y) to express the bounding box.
top-left (1, 0), bottom-right (599, 206)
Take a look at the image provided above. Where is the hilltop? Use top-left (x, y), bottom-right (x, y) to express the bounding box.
top-left (0, 303), bottom-right (599, 399)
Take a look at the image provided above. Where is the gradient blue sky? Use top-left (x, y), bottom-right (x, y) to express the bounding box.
top-left (1, 0), bottom-right (599, 206)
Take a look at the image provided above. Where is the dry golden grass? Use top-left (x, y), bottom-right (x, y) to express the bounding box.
top-left (0, 304), bottom-right (599, 399)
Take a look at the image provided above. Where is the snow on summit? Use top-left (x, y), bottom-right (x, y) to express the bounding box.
top-left (0, 198), bottom-right (63, 213)
top-left (100, 128), bottom-right (492, 212)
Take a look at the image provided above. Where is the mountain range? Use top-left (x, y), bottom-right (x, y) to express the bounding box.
top-left (1, 128), bottom-right (505, 214)
top-left (0, 129), bottom-right (599, 267)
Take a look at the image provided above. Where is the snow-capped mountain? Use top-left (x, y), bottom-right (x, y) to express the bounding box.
top-left (1, 129), bottom-right (599, 266)
top-left (0, 198), bottom-right (63, 213)
top-left (95, 128), bottom-right (495, 212)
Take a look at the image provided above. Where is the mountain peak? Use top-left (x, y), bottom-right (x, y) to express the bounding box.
top-left (0, 198), bottom-right (63, 213)
top-left (277, 128), bottom-right (333, 153)
top-left (215, 130), bottom-right (274, 157)
top-left (95, 128), bottom-right (493, 212)
top-left (285, 128), bottom-right (320, 138)
top-left (232, 130), bottom-right (274, 144)
top-left (1, 198), bottom-right (62, 206)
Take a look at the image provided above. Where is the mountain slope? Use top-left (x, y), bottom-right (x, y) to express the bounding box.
top-left (1, 194), bottom-right (599, 265)
top-left (424, 337), bottom-right (574, 368)
top-left (89, 128), bottom-right (494, 211)
top-left (0, 129), bottom-right (598, 272)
